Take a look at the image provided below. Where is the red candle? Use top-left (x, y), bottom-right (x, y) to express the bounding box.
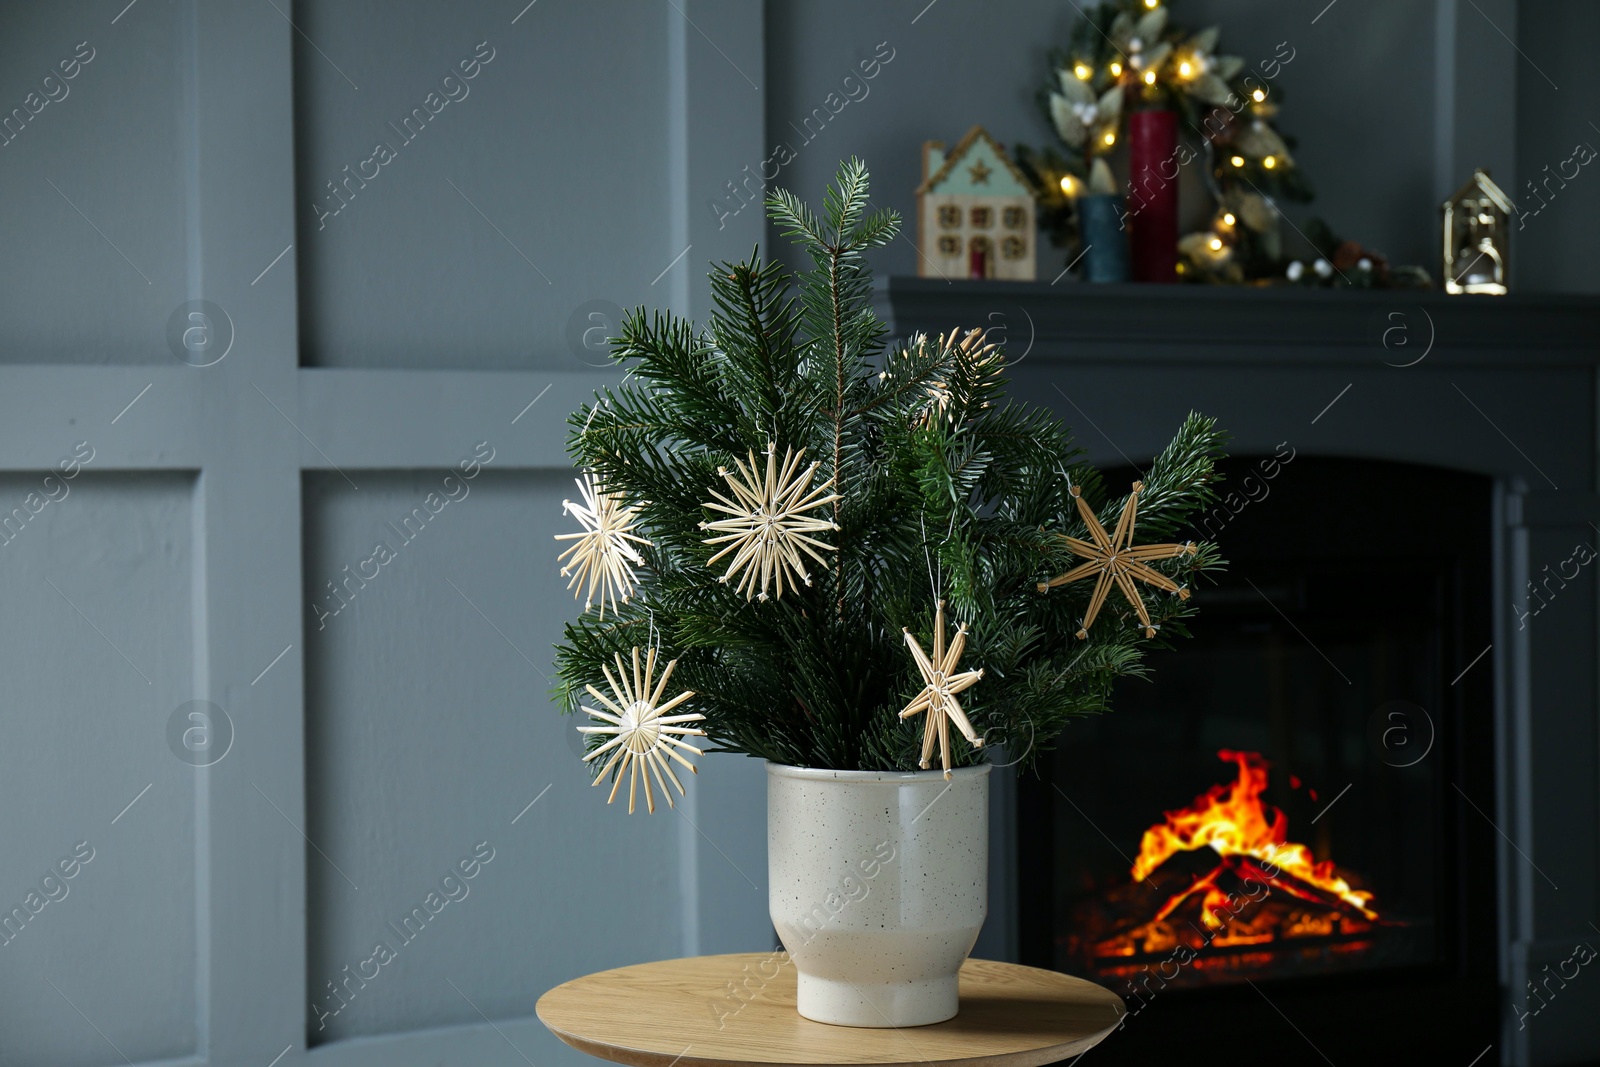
top-left (1127, 110), bottom-right (1178, 283)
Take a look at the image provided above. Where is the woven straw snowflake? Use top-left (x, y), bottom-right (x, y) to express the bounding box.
top-left (699, 445), bottom-right (840, 601)
top-left (555, 472), bottom-right (651, 619)
top-left (578, 647), bottom-right (705, 814)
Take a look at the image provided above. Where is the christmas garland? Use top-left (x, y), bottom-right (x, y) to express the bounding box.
top-left (1017, 0), bottom-right (1307, 281)
top-left (1016, 0), bottom-right (1427, 287)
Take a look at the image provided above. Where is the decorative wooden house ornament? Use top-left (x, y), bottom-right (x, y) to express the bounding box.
top-left (917, 126), bottom-right (1038, 282)
top-left (1443, 168), bottom-right (1511, 295)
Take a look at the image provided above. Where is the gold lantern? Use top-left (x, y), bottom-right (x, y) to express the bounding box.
top-left (1442, 169), bottom-right (1511, 295)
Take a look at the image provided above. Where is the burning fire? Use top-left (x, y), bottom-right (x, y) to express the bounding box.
top-left (1132, 750), bottom-right (1377, 929)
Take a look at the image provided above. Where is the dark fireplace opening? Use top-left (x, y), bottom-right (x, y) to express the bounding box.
top-left (1018, 456), bottom-right (1500, 1065)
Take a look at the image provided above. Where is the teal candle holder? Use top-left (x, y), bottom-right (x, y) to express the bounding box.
top-left (1076, 195), bottom-right (1130, 283)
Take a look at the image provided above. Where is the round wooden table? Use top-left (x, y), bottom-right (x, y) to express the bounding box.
top-left (536, 954), bottom-right (1124, 1067)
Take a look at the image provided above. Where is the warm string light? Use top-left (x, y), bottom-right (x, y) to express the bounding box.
top-left (1103, 130), bottom-right (1116, 147)
top-left (1230, 155), bottom-right (1245, 168)
top-left (1143, 0), bottom-right (1159, 8)
top-left (1263, 155), bottom-right (1277, 169)
top-left (1073, 63), bottom-right (1092, 80)
top-left (1059, 174), bottom-right (1078, 196)
top-left (1177, 60), bottom-right (1193, 77)
top-left (1222, 212), bottom-right (1236, 226)
top-left (1208, 236), bottom-right (1223, 251)
top-left (1109, 61), bottom-right (1123, 76)
top-left (1143, 70), bottom-right (1156, 85)
top-left (1251, 88), bottom-right (1266, 103)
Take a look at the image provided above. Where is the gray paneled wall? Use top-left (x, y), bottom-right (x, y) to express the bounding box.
top-left (0, 1), bottom-right (768, 1065)
top-left (0, 472), bottom-right (197, 1067)
top-left (293, 0), bottom-right (679, 369)
top-left (1513, 0), bottom-right (1600, 293)
top-left (303, 469), bottom-right (681, 1044)
top-left (0, 0), bottom-right (189, 363)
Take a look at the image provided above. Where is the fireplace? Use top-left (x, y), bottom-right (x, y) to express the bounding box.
top-left (887, 277), bottom-right (1600, 1067)
top-left (1017, 455), bottom-right (1499, 1063)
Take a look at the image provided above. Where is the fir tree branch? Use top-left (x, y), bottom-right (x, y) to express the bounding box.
top-left (551, 160), bottom-right (1228, 775)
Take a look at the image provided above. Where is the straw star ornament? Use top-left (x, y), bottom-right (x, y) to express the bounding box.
top-left (554, 472), bottom-right (651, 619)
top-left (1038, 481), bottom-right (1197, 639)
top-left (900, 600), bottom-right (986, 779)
top-left (578, 647), bottom-right (705, 814)
top-left (913, 328), bottom-right (1004, 428)
top-left (699, 445), bottom-right (840, 601)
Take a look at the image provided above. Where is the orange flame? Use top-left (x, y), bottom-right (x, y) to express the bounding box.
top-left (1132, 750), bottom-right (1376, 926)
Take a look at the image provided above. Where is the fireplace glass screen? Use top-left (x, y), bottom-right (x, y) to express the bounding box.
top-left (1019, 457), bottom-right (1496, 999)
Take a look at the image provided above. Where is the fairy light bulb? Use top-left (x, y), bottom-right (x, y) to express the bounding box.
top-left (1230, 155), bottom-right (1245, 168)
top-left (1209, 237), bottom-right (1223, 251)
top-left (1222, 212), bottom-right (1236, 226)
top-left (1059, 174), bottom-right (1077, 196)
top-left (1252, 88), bottom-right (1266, 103)
top-left (1178, 60), bottom-right (1193, 77)
top-left (1074, 63), bottom-right (1092, 80)
top-left (1263, 155), bottom-right (1277, 169)
top-left (1109, 61), bottom-right (1123, 76)
top-left (1103, 130), bottom-right (1116, 147)
top-left (1143, 70), bottom-right (1157, 85)
top-left (1143, 0), bottom-right (1159, 8)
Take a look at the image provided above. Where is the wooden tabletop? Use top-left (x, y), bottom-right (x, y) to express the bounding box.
top-left (535, 954), bottom-right (1125, 1067)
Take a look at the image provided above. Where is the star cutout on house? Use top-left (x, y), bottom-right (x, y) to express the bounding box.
top-left (1037, 481), bottom-right (1197, 639)
top-left (967, 159), bottom-right (992, 184)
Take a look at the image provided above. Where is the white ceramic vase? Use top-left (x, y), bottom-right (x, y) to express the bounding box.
top-left (766, 763), bottom-right (989, 1027)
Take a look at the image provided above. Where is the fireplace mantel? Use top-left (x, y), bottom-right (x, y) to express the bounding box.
top-left (885, 278), bottom-right (1600, 1067)
top-left (881, 278), bottom-right (1599, 363)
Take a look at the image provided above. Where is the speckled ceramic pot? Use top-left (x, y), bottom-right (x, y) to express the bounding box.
top-left (767, 763), bottom-right (989, 1027)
